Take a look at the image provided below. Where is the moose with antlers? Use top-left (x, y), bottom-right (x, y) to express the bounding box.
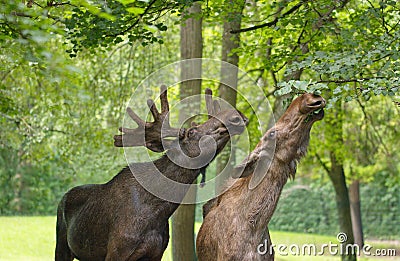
top-left (197, 93), bottom-right (326, 261)
top-left (55, 86), bottom-right (248, 261)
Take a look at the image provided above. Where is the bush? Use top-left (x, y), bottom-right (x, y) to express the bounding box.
top-left (268, 179), bottom-right (400, 239)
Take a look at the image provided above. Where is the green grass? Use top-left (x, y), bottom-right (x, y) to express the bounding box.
top-left (0, 216), bottom-right (56, 261)
top-left (0, 216), bottom-right (398, 261)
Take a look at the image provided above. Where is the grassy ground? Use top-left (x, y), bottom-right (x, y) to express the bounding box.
top-left (0, 216), bottom-right (398, 261)
top-left (0, 216), bottom-right (55, 261)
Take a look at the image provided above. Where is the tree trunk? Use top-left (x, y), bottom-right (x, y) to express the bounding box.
top-left (13, 148), bottom-right (25, 213)
top-left (349, 179), bottom-right (364, 247)
top-left (326, 101), bottom-right (356, 261)
top-left (328, 153), bottom-right (356, 261)
top-left (215, 0), bottom-right (245, 193)
top-left (171, 3), bottom-right (202, 261)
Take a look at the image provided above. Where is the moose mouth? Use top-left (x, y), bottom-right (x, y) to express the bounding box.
top-left (209, 124), bottom-right (244, 146)
top-left (217, 122), bottom-right (247, 136)
top-left (303, 97), bottom-right (326, 123)
top-left (305, 106), bottom-right (325, 122)
top-left (210, 127), bottom-right (230, 142)
top-left (311, 108), bottom-right (324, 119)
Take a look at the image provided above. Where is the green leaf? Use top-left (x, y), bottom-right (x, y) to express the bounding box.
top-left (313, 90), bottom-right (321, 95)
top-left (333, 87), bottom-right (342, 95)
top-left (344, 96), bottom-right (353, 102)
top-left (117, 0), bottom-right (136, 5)
top-left (98, 12), bottom-right (116, 21)
top-left (293, 81), bottom-right (308, 91)
top-left (126, 7), bottom-right (145, 15)
top-left (144, 24), bottom-right (158, 33)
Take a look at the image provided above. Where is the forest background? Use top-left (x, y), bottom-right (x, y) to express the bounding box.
top-left (0, 1), bottom-right (399, 260)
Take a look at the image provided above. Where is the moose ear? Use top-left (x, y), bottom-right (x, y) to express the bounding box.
top-left (232, 162), bottom-right (252, 178)
top-left (231, 150), bottom-right (273, 182)
top-left (231, 153), bottom-right (258, 178)
top-left (248, 151), bottom-right (273, 189)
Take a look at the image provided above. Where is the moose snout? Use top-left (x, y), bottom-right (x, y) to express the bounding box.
top-left (307, 96), bottom-right (326, 108)
top-left (228, 111), bottom-right (249, 127)
top-left (300, 94), bottom-right (326, 114)
top-left (224, 112), bottom-right (248, 135)
top-left (229, 115), bottom-right (244, 126)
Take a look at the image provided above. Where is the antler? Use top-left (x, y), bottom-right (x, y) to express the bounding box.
top-left (114, 85), bottom-right (182, 152)
top-left (204, 88), bottom-right (221, 119)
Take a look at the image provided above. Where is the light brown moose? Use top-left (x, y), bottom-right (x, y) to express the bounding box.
top-left (197, 93), bottom-right (326, 261)
top-left (55, 86), bottom-right (248, 261)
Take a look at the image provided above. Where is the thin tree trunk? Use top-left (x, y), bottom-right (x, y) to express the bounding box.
top-left (14, 148), bottom-right (25, 213)
top-left (215, 0), bottom-right (245, 193)
top-left (329, 154), bottom-right (356, 261)
top-left (171, 3), bottom-right (202, 261)
top-left (326, 101), bottom-right (356, 261)
top-left (349, 179), bottom-right (364, 247)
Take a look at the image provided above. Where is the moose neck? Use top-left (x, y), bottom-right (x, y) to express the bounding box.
top-left (154, 154), bottom-right (202, 185)
top-left (242, 159), bottom-right (296, 231)
top-left (239, 127), bottom-right (312, 231)
top-left (158, 154), bottom-right (207, 215)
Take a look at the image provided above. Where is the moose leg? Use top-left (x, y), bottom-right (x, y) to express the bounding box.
top-left (148, 256), bottom-right (162, 261)
top-left (129, 254), bottom-right (162, 261)
top-left (106, 250), bottom-right (144, 261)
top-left (106, 247), bottom-right (157, 261)
top-left (154, 254), bottom-right (164, 261)
top-left (106, 239), bottom-right (165, 261)
top-left (105, 238), bottom-right (140, 261)
top-left (55, 204), bottom-right (74, 261)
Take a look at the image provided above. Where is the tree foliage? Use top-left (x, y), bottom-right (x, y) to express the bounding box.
top-left (0, 0), bottom-right (398, 244)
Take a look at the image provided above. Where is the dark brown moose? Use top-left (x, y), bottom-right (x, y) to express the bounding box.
top-left (197, 93), bottom-right (326, 261)
top-left (55, 86), bottom-right (248, 261)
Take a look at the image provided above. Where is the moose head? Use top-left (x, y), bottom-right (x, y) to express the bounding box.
top-left (233, 93), bottom-right (326, 182)
top-left (114, 85), bottom-right (248, 171)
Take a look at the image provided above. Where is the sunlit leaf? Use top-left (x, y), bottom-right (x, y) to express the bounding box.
top-left (126, 7), bottom-right (145, 15)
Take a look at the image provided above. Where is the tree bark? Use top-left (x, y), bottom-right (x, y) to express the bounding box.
top-left (349, 179), bottom-right (364, 247)
top-left (14, 148), bottom-right (25, 213)
top-left (171, 2), bottom-right (202, 261)
top-left (215, 0), bottom-right (245, 193)
top-left (326, 101), bottom-right (357, 261)
top-left (329, 153), bottom-right (356, 261)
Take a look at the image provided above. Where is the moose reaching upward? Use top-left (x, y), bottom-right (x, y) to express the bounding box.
top-left (55, 86), bottom-right (248, 261)
top-left (197, 93), bottom-right (326, 261)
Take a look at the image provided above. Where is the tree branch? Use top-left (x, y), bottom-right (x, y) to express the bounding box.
top-left (354, 94), bottom-right (391, 156)
top-left (109, 0), bottom-right (158, 37)
top-left (46, 128), bottom-right (68, 135)
top-left (315, 76), bottom-right (386, 84)
top-left (230, 1), bottom-right (306, 34)
top-left (315, 153), bottom-right (330, 174)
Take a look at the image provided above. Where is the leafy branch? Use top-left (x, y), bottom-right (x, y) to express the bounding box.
top-left (108, 0), bottom-right (158, 37)
top-left (230, 0), bottom-right (306, 34)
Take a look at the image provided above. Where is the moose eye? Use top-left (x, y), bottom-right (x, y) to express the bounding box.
top-left (188, 128), bottom-right (197, 137)
top-left (268, 130), bottom-right (276, 138)
top-left (230, 116), bottom-right (242, 125)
